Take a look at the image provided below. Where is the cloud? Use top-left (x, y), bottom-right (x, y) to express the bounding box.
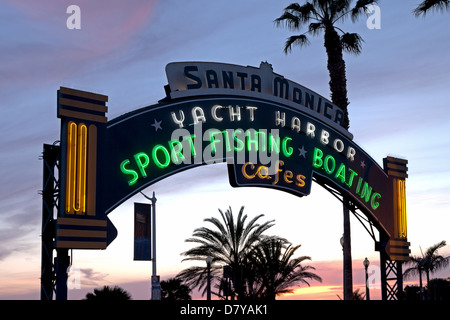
top-left (79, 268), bottom-right (110, 286)
top-left (1, 0), bottom-right (160, 90)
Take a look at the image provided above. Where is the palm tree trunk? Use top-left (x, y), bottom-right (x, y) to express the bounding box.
top-left (426, 270), bottom-right (431, 300)
top-left (324, 23), bottom-right (353, 299)
top-left (323, 24), bottom-right (350, 129)
top-left (419, 270), bottom-right (424, 300)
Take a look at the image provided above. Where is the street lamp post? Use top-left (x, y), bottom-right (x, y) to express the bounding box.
top-left (206, 256), bottom-right (212, 301)
top-left (363, 257), bottom-right (370, 300)
top-left (141, 191), bottom-right (160, 300)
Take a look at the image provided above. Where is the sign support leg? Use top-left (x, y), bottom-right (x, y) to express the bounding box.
top-left (55, 248), bottom-right (70, 300)
top-left (40, 143), bottom-right (60, 300)
top-left (379, 237), bottom-right (405, 300)
top-left (342, 198), bottom-right (353, 300)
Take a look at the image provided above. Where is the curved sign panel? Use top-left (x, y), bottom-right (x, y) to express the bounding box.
top-left (56, 62), bottom-right (409, 261)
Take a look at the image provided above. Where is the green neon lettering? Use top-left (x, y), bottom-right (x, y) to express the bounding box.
top-left (169, 140), bottom-right (185, 164)
top-left (346, 168), bottom-right (358, 187)
top-left (120, 159), bottom-right (139, 186)
top-left (152, 145), bottom-right (170, 168)
top-left (282, 137), bottom-right (293, 157)
top-left (246, 130), bottom-right (258, 152)
top-left (258, 131), bottom-right (267, 152)
top-left (209, 130), bottom-right (222, 154)
top-left (269, 134), bottom-right (280, 154)
top-left (371, 193), bottom-right (381, 209)
top-left (134, 152), bottom-right (150, 178)
top-left (312, 148), bottom-right (323, 168)
top-left (356, 177), bottom-right (363, 194)
top-left (234, 129), bottom-right (244, 152)
top-left (222, 130), bottom-right (232, 152)
top-left (324, 155), bottom-right (335, 174)
top-left (335, 163), bottom-right (346, 183)
top-left (359, 182), bottom-right (373, 203)
top-left (184, 134), bottom-right (197, 157)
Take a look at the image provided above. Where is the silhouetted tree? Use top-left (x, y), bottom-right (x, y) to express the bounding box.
top-left (337, 288), bottom-right (366, 300)
top-left (428, 278), bottom-right (450, 300)
top-left (178, 206), bottom-right (322, 300)
top-left (161, 277), bottom-right (192, 300)
top-left (84, 285), bottom-right (131, 300)
top-left (247, 238), bottom-right (322, 300)
top-left (177, 206), bottom-right (275, 300)
top-left (404, 240), bottom-right (450, 300)
top-left (414, 0), bottom-right (450, 16)
top-left (275, 0), bottom-right (377, 129)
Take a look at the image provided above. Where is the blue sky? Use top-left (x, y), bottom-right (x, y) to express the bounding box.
top-left (0, 0), bottom-right (449, 299)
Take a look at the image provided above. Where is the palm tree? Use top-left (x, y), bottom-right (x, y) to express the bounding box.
top-left (403, 255), bottom-right (426, 300)
top-left (177, 206), bottom-right (275, 300)
top-left (414, 0), bottom-right (450, 16)
top-left (84, 285), bottom-right (131, 300)
top-left (404, 240), bottom-right (450, 300)
top-left (421, 241), bottom-right (450, 293)
top-left (161, 278), bottom-right (192, 300)
top-left (248, 238), bottom-right (322, 300)
top-left (337, 288), bottom-right (366, 300)
top-left (274, 0), bottom-right (377, 130)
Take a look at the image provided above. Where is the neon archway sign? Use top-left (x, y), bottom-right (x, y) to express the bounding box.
top-left (54, 61), bottom-right (410, 263)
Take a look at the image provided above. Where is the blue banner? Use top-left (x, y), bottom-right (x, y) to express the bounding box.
top-left (134, 202), bottom-right (151, 260)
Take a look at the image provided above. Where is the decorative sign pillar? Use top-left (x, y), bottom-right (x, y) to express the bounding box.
top-left (56, 87), bottom-right (116, 249)
top-left (384, 156), bottom-right (410, 260)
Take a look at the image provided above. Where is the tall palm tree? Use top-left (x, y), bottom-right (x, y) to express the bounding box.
top-left (248, 238), bottom-right (322, 300)
top-left (274, 0), bottom-right (377, 130)
top-left (421, 241), bottom-right (450, 291)
top-left (404, 240), bottom-right (450, 300)
top-left (177, 206), bottom-right (275, 300)
top-left (403, 255), bottom-right (425, 300)
top-left (275, 1), bottom-right (377, 300)
top-left (414, 0), bottom-right (450, 16)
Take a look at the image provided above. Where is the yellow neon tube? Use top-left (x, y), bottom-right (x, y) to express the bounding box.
top-left (66, 121), bottom-right (87, 215)
top-left (75, 124), bottom-right (87, 214)
top-left (66, 122), bottom-right (77, 213)
top-left (397, 179), bottom-right (407, 238)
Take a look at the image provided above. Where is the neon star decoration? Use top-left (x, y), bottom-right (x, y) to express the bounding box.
top-left (151, 119), bottom-right (162, 131)
top-left (298, 146), bottom-right (307, 158)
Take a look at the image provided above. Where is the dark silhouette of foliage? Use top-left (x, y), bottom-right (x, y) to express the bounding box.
top-left (274, 0), bottom-right (377, 129)
top-left (178, 206), bottom-right (321, 300)
top-left (161, 277), bottom-right (192, 300)
top-left (84, 285), bottom-right (131, 300)
top-left (414, 0), bottom-right (450, 16)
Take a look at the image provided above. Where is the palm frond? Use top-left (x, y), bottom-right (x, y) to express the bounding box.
top-left (286, 2), bottom-right (318, 22)
top-left (284, 34), bottom-right (310, 54)
top-left (274, 11), bottom-right (301, 30)
top-left (413, 0), bottom-right (450, 16)
top-left (308, 22), bottom-right (324, 35)
top-left (340, 32), bottom-right (363, 55)
top-left (351, 0), bottom-right (378, 21)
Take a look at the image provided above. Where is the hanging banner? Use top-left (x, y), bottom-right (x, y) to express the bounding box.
top-left (134, 202), bottom-right (151, 261)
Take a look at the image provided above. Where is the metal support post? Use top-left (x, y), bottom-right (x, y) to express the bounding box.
top-left (55, 248), bottom-right (70, 300)
top-left (378, 237), bottom-right (404, 300)
top-left (40, 143), bottom-right (60, 300)
top-left (142, 191), bottom-right (161, 300)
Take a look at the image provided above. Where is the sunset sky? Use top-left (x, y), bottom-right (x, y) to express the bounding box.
top-left (1, 1), bottom-right (449, 300)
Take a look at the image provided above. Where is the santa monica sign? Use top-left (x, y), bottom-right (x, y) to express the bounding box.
top-left (54, 61), bottom-right (410, 262)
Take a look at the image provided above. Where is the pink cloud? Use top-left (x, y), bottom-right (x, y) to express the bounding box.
top-left (2, 0), bottom-right (160, 88)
